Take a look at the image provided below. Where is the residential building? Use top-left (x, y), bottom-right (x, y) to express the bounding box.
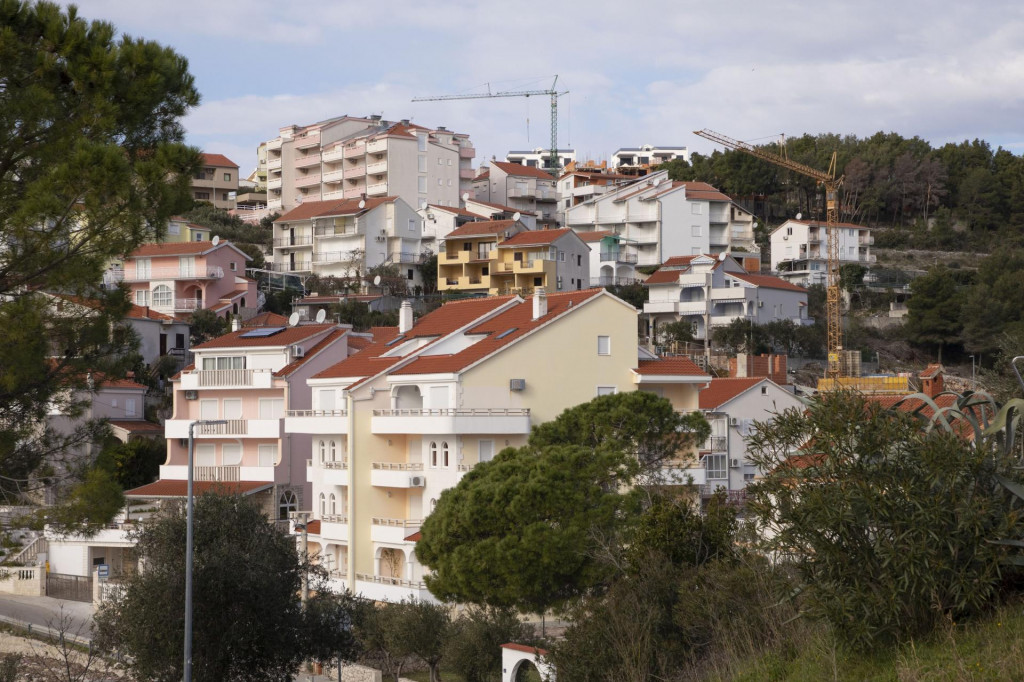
top-left (192, 153), bottom-right (239, 210)
top-left (556, 170), bottom-right (635, 222)
top-left (113, 240), bottom-right (258, 321)
top-left (463, 198), bottom-right (538, 229)
top-left (263, 116), bottom-right (474, 213)
top-left (285, 289), bottom-right (709, 601)
top-left (643, 254), bottom-right (811, 340)
top-left (505, 147), bottom-right (576, 169)
top-left (270, 196), bottom-right (425, 288)
top-left (769, 219), bottom-right (874, 287)
top-left (253, 142), bottom-right (268, 191)
top-left (578, 231), bottom-right (638, 287)
top-left (472, 162), bottom-right (559, 228)
top-left (162, 217), bottom-right (212, 244)
top-left (438, 222), bottom-right (590, 296)
top-left (417, 204), bottom-right (487, 252)
top-left (611, 145), bottom-right (689, 172)
top-left (564, 171), bottom-right (758, 266)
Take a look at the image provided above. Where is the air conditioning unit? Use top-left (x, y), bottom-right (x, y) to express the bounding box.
top-left (509, 378), bottom-right (526, 391)
top-left (184, 390), bottom-right (198, 400)
top-left (729, 458), bottom-right (742, 469)
top-left (729, 417), bottom-right (739, 426)
top-left (291, 345), bottom-right (305, 358)
top-left (409, 475), bottom-right (425, 487)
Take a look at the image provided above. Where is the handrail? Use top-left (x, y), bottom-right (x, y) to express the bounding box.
top-left (372, 408), bottom-right (530, 417)
top-left (371, 462), bottom-right (424, 471)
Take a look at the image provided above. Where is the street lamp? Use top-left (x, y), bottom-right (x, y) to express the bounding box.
top-left (185, 419), bottom-right (227, 682)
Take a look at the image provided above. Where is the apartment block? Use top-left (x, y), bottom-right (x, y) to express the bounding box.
top-left (263, 116), bottom-right (475, 214)
top-left (285, 289), bottom-right (710, 601)
top-left (578, 231), bottom-right (638, 287)
top-left (464, 197), bottom-right (538, 229)
top-left (769, 219), bottom-right (875, 287)
top-left (437, 222), bottom-right (590, 295)
top-left (270, 196), bottom-right (425, 288)
top-left (192, 153), bottom-right (239, 210)
top-left (417, 204), bottom-right (487, 252)
top-left (611, 145), bottom-right (690, 171)
top-left (565, 171), bottom-right (758, 266)
top-left (472, 162), bottom-right (559, 228)
top-left (644, 254), bottom-right (811, 340)
top-left (556, 170), bottom-right (635, 223)
top-left (505, 147), bottom-right (576, 169)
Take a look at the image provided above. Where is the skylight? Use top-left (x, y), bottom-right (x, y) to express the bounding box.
top-left (495, 327), bottom-right (518, 339)
top-left (239, 327), bottom-right (285, 338)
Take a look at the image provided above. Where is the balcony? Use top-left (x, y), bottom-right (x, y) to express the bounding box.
top-left (459, 168), bottom-right (475, 180)
top-left (180, 368), bottom-right (275, 390)
top-left (323, 189), bottom-right (348, 200)
top-left (268, 198), bottom-right (283, 211)
top-left (294, 154), bottom-right (321, 169)
top-left (267, 177), bottom-right (283, 190)
top-left (159, 464), bottom-right (275, 483)
top-left (354, 574), bottom-right (435, 603)
top-left (459, 146), bottom-right (475, 159)
top-left (366, 139), bottom-right (387, 154)
top-left (342, 142), bottom-right (366, 159)
top-left (320, 515), bottom-right (349, 542)
top-left (295, 173), bottom-right (321, 188)
top-left (285, 409), bottom-right (348, 434)
top-left (267, 157), bottom-right (282, 170)
top-left (389, 251), bottom-right (423, 264)
top-left (165, 418), bottom-right (282, 439)
top-left (345, 164), bottom-right (366, 179)
top-left (370, 517), bottom-right (422, 544)
top-left (366, 160), bottom-right (388, 176)
top-left (343, 187), bottom-right (366, 199)
top-left (599, 252), bottom-right (638, 264)
top-left (626, 211), bottom-right (660, 223)
top-left (859, 234), bottom-right (874, 245)
top-left (122, 266), bottom-right (223, 282)
top-left (366, 182), bottom-right (388, 196)
top-left (508, 187), bottom-right (536, 199)
top-left (313, 251), bottom-right (353, 265)
top-left (439, 251), bottom-right (471, 265)
top-left (371, 408), bottom-right (531, 435)
top-left (371, 462), bottom-right (425, 488)
top-left (266, 138), bottom-right (282, 151)
top-left (294, 131), bottom-right (321, 149)
top-left (590, 276), bottom-right (639, 287)
top-left (701, 435), bottom-right (728, 452)
top-left (268, 261), bottom-right (312, 272)
top-left (322, 169), bottom-right (345, 184)
top-left (273, 236), bottom-right (313, 248)
top-left (322, 146), bottom-right (346, 163)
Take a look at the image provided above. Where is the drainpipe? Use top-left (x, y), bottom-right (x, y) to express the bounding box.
top-left (345, 390), bottom-right (356, 585)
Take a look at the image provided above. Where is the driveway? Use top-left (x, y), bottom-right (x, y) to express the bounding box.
top-left (0, 593), bottom-right (94, 642)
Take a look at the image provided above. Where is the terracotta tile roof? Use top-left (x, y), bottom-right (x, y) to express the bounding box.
top-left (502, 643), bottom-right (550, 656)
top-left (635, 357), bottom-right (710, 378)
top-left (404, 531), bottom-right (422, 542)
top-left (99, 378), bottom-right (148, 390)
top-left (446, 220), bottom-right (520, 239)
top-left (276, 197), bottom-right (397, 223)
top-left (643, 268), bottom-right (687, 285)
top-left (194, 324), bottom-right (336, 350)
top-left (126, 305), bottom-right (175, 321)
top-left (680, 182), bottom-right (732, 202)
top-left (497, 228), bottom-right (574, 247)
top-left (305, 520), bottom-right (321, 535)
top-left (347, 336), bottom-right (372, 352)
top-left (369, 326), bottom-right (399, 343)
top-left (243, 312), bottom-right (290, 328)
top-left (125, 480), bottom-right (273, 498)
top-left (201, 153), bottom-right (238, 168)
top-left (426, 204), bottom-right (486, 219)
top-left (698, 377), bottom-right (766, 409)
top-left (275, 329), bottom-right (349, 377)
top-left (576, 230), bottom-right (616, 242)
top-left (473, 170), bottom-right (490, 181)
top-left (491, 161), bottom-right (555, 180)
top-left (129, 240), bottom-right (245, 259)
top-left (919, 363), bottom-right (943, 379)
top-left (729, 272), bottom-right (807, 293)
top-left (467, 199), bottom-right (537, 216)
top-left (108, 420), bottom-right (163, 434)
top-left (314, 354), bottom-right (404, 381)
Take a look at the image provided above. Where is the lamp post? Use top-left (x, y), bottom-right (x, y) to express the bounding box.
top-left (185, 419), bottom-right (227, 682)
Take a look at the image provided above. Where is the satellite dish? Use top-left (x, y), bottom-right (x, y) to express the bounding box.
top-left (795, 212), bottom-right (803, 220)
top-left (373, 275), bottom-right (382, 286)
top-left (358, 199), bottom-right (366, 209)
top-left (752, 221), bottom-right (758, 229)
top-left (315, 309), bottom-right (327, 323)
top-left (652, 177), bottom-right (663, 187)
top-left (288, 312), bottom-right (300, 327)
top-left (461, 192), bottom-right (469, 202)
top-left (295, 194), bottom-right (304, 205)
top-left (211, 235), bottom-right (220, 246)
top-left (512, 212), bottom-right (521, 222)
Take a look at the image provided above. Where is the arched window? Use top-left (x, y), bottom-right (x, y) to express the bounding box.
top-left (152, 285), bottom-right (172, 308)
top-left (278, 490), bottom-right (298, 520)
top-left (329, 493), bottom-right (337, 515)
top-left (329, 440), bottom-right (337, 462)
top-left (429, 442), bottom-right (438, 468)
top-left (319, 493), bottom-right (326, 516)
top-left (318, 440), bottom-right (326, 463)
top-left (442, 441), bottom-right (450, 467)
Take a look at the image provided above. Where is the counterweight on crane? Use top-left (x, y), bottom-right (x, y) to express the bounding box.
top-left (693, 128), bottom-right (846, 379)
top-left (413, 76), bottom-right (568, 175)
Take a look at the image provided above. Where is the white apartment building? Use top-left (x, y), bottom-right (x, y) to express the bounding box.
top-left (611, 145), bottom-right (689, 169)
top-left (769, 219), bottom-right (875, 287)
top-left (472, 162), bottom-right (559, 228)
top-left (264, 116), bottom-right (475, 213)
top-left (557, 170), bottom-right (635, 223)
top-left (644, 254), bottom-right (811, 340)
top-left (578, 231), bottom-right (638, 287)
top-left (271, 196), bottom-right (426, 288)
top-left (417, 204), bottom-right (487, 252)
top-left (564, 171), bottom-right (758, 266)
top-left (505, 147), bottom-right (576, 170)
top-left (285, 290), bottom-right (710, 602)
top-left (464, 197), bottom-right (538, 229)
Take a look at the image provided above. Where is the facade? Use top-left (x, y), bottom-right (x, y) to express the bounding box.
top-left (505, 147), bottom-right (576, 169)
top-left (263, 116), bottom-right (475, 214)
top-left (115, 240), bottom-right (258, 321)
top-left (565, 171), bottom-right (758, 266)
top-left (285, 289), bottom-right (709, 601)
top-left (463, 198), bottom-right (538, 229)
top-left (556, 170), bottom-right (635, 223)
top-left (270, 196), bottom-right (425, 288)
top-left (769, 219), bottom-right (875, 287)
top-left (472, 162), bottom-right (559, 228)
top-left (611, 145), bottom-right (689, 171)
top-left (192, 153), bottom-right (239, 210)
top-left (417, 204), bottom-right (487, 252)
top-left (578, 231), bottom-right (638, 287)
top-left (163, 217), bottom-right (211, 244)
top-left (643, 254), bottom-right (811, 340)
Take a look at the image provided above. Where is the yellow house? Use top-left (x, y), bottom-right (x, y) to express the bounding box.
top-left (284, 288), bottom-right (709, 602)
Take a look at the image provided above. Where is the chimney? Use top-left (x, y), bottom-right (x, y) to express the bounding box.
top-left (401, 118), bottom-right (410, 125)
top-left (231, 316), bottom-right (241, 332)
top-left (399, 300), bottom-right (414, 334)
top-left (532, 287), bottom-right (547, 320)
top-left (920, 364), bottom-right (944, 398)
top-left (437, 125), bottom-right (447, 132)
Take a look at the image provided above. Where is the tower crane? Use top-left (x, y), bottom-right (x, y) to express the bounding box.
top-left (412, 76), bottom-right (568, 175)
top-left (693, 128), bottom-right (846, 379)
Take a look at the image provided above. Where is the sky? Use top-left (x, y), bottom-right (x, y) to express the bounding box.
top-left (67, 0), bottom-right (1024, 178)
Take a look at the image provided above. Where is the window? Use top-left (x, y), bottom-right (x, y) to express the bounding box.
top-left (438, 157), bottom-right (443, 165)
top-left (786, 226), bottom-right (793, 236)
top-left (447, 159), bottom-right (453, 166)
top-left (479, 440), bottom-right (494, 463)
top-left (201, 356), bottom-right (244, 370)
top-left (418, 134), bottom-right (427, 152)
top-left (407, 269), bottom-right (414, 280)
top-left (221, 192), bottom-right (230, 202)
top-left (199, 399), bottom-right (218, 420)
top-left (418, 177), bottom-right (427, 193)
top-left (194, 232), bottom-right (204, 241)
top-left (223, 399), bottom-right (242, 420)
top-left (135, 290), bottom-right (149, 307)
top-left (430, 442), bottom-right (438, 468)
top-left (577, 254), bottom-right (582, 266)
top-left (597, 335), bottom-right (611, 355)
top-left (705, 453), bottom-right (727, 479)
top-left (136, 258), bottom-right (151, 279)
top-left (319, 390), bottom-right (336, 412)
top-left (125, 399), bottom-right (137, 417)
top-left (430, 498), bottom-right (437, 512)
top-left (258, 398), bottom-right (284, 419)
top-left (691, 203), bottom-right (702, 215)
top-left (279, 491), bottom-right (298, 520)
top-left (258, 444), bottom-right (277, 467)
top-left (558, 250), bottom-right (565, 262)
top-left (597, 386), bottom-right (617, 396)
top-left (167, 222), bottom-right (180, 235)
top-left (223, 173), bottom-right (231, 182)
top-left (691, 224), bottom-right (702, 236)
top-left (319, 440), bottom-right (326, 463)
top-left (761, 385), bottom-right (768, 395)
top-left (447, 178), bottom-right (452, 186)
top-left (319, 493), bottom-right (326, 516)
top-left (437, 178), bottom-right (443, 186)
top-left (175, 333), bottom-right (186, 349)
top-left (408, 218), bottom-right (416, 232)
top-left (196, 444), bottom-right (216, 467)
top-left (152, 285), bottom-right (172, 308)
top-left (230, 262), bottom-right (237, 271)
top-left (195, 191), bottom-right (211, 200)
top-left (222, 444), bottom-right (242, 466)
top-left (442, 441), bottom-right (450, 467)
top-left (329, 440), bottom-right (337, 461)
top-left (418, 155), bottom-right (427, 172)
top-left (329, 493), bottom-right (337, 515)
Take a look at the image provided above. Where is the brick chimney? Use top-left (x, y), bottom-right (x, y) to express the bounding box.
top-left (919, 363), bottom-right (944, 398)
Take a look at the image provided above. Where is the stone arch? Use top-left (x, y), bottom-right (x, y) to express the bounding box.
top-left (502, 644), bottom-right (554, 682)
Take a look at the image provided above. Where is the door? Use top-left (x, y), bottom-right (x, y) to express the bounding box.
top-left (159, 333), bottom-right (167, 355)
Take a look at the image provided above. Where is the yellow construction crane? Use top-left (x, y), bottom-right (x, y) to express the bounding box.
top-left (693, 128), bottom-right (846, 379)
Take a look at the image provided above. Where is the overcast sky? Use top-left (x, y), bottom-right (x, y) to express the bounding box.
top-left (68, 0), bottom-right (1024, 176)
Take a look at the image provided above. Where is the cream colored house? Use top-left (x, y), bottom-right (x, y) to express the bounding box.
top-left (192, 153), bottom-right (239, 210)
top-left (285, 289), bottom-right (710, 602)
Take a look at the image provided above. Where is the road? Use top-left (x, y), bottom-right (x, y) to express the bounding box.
top-left (0, 594), bottom-right (94, 642)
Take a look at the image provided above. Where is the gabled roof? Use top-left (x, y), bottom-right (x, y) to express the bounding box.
top-left (699, 377), bottom-right (768, 410)
top-left (129, 240), bottom-right (251, 261)
top-left (276, 197), bottom-right (397, 223)
top-left (201, 153), bottom-right (238, 168)
top-left (275, 329), bottom-right (349, 377)
top-left (634, 356), bottom-right (709, 378)
top-left (497, 228), bottom-right (576, 248)
top-left (576, 230), bottom-right (617, 243)
top-left (491, 161), bottom-right (555, 180)
top-left (426, 204), bottom-right (486, 219)
top-left (446, 220), bottom-right (521, 239)
top-left (193, 324), bottom-right (337, 350)
top-left (473, 170), bottom-right (490, 181)
top-left (729, 272), bottom-right (807, 293)
top-left (243, 312), bottom-right (290, 328)
top-left (466, 199), bottom-right (537, 216)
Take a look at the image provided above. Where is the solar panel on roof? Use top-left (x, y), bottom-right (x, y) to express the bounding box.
top-left (238, 327), bottom-right (285, 338)
top-left (384, 334), bottom-right (406, 346)
top-left (495, 327), bottom-right (518, 340)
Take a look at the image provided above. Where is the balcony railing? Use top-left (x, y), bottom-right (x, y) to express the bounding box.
top-left (372, 408), bottom-right (530, 417)
top-left (267, 157), bottom-right (282, 170)
top-left (268, 261), bottom-right (312, 272)
top-left (322, 169), bottom-right (345, 183)
top-left (287, 409), bottom-right (348, 418)
top-left (294, 154), bottom-right (321, 169)
top-left (322, 147), bottom-right (346, 163)
top-left (198, 369), bottom-right (256, 387)
top-left (459, 146), bottom-right (475, 159)
top-left (701, 435), bottom-right (727, 452)
top-left (355, 573), bottom-right (427, 589)
top-left (590, 276), bottom-right (639, 287)
top-left (322, 514), bottom-right (348, 524)
top-left (366, 160), bottom-right (387, 175)
top-left (120, 266), bottom-right (223, 282)
top-left (273, 236), bottom-right (313, 248)
top-left (294, 131), bottom-right (321, 149)
top-left (342, 143), bottom-right (366, 159)
top-left (294, 173), bottom-right (321, 188)
top-left (389, 251), bottom-right (422, 264)
top-left (371, 462), bottom-right (424, 471)
top-left (372, 517), bottom-right (423, 528)
top-left (366, 181), bottom-right (388, 196)
top-left (195, 419), bottom-right (248, 435)
top-left (323, 460), bottom-right (349, 470)
top-left (195, 466), bottom-right (240, 482)
top-left (599, 252), bottom-right (638, 263)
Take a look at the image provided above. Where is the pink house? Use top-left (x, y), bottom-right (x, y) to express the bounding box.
top-left (127, 322), bottom-right (359, 520)
top-left (119, 240), bottom-right (258, 320)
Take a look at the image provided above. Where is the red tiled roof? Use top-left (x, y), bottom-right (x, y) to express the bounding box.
top-left (502, 643), bottom-right (550, 656)
top-left (466, 199), bottom-right (537, 216)
top-left (369, 326), bottom-right (399, 343)
top-left (275, 329), bottom-right (349, 377)
top-left (919, 363), bottom-right (943, 379)
top-left (497, 228), bottom-right (573, 247)
top-left (129, 240), bottom-right (246, 259)
top-left (643, 269), bottom-right (683, 285)
top-left (201, 153), bottom-right (238, 168)
top-left (491, 161), bottom-right (555, 180)
top-left (473, 170), bottom-right (490, 181)
top-left (314, 354), bottom-right (404, 381)
top-left (635, 357), bottom-right (709, 378)
top-left (124, 480), bottom-right (273, 498)
top-left (305, 520), bottom-right (321, 535)
top-left (108, 420), bottom-right (164, 434)
top-left (698, 377), bottom-right (765, 409)
top-left (446, 220), bottom-right (520, 239)
top-left (404, 531), bottom-right (422, 542)
top-left (576, 230), bottom-right (616, 242)
top-left (348, 336), bottom-right (372, 352)
top-left (194, 324), bottom-right (336, 350)
top-left (276, 197), bottom-right (397, 223)
top-left (729, 272), bottom-right (807, 293)
top-left (243, 312), bottom-right (290, 328)
top-left (426, 204), bottom-right (486, 219)
top-left (126, 304), bottom-right (175, 321)
top-left (99, 378), bottom-right (148, 390)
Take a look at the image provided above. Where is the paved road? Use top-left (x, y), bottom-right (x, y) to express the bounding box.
top-left (0, 594), bottom-right (94, 642)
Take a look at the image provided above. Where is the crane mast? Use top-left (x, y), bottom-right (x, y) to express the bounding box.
top-left (413, 76), bottom-right (568, 175)
top-left (693, 128), bottom-right (846, 379)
